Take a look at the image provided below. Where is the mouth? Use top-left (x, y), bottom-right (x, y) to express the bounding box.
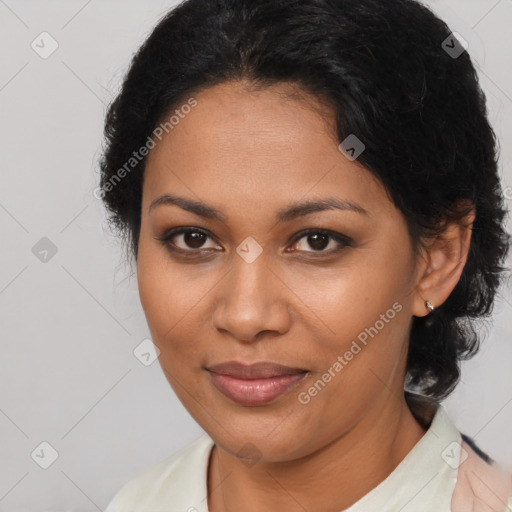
top-left (205, 361), bottom-right (309, 406)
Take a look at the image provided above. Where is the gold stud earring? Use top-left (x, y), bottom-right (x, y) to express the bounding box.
top-left (425, 300), bottom-right (435, 313)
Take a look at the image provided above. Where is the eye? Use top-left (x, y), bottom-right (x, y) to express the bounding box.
top-left (287, 229), bottom-right (351, 254)
top-left (156, 227), bottom-right (351, 257)
top-left (156, 227), bottom-right (221, 253)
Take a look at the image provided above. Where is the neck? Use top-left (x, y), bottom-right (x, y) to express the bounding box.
top-left (207, 392), bottom-right (430, 512)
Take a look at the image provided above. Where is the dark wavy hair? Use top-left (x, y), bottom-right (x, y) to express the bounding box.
top-left (99, 0), bottom-right (510, 400)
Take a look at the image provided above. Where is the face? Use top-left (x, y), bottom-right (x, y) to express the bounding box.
top-left (137, 80), bottom-right (422, 462)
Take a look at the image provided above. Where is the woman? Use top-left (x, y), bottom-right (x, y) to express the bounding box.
top-left (100, 0), bottom-right (512, 510)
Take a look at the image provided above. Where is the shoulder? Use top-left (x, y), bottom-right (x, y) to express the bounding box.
top-left (451, 435), bottom-right (512, 512)
top-left (104, 434), bottom-right (215, 512)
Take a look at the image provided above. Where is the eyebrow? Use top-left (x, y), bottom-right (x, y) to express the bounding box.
top-left (148, 193), bottom-right (368, 223)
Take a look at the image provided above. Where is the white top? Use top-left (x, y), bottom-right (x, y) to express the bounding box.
top-left (105, 403), bottom-right (512, 512)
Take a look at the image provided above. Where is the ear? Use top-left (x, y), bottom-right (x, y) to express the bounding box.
top-left (412, 203), bottom-right (475, 317)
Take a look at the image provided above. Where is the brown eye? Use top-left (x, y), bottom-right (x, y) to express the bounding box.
top-left (182, 230), bottom-right (208, 249)
top-left (289, 229), bottom-right (352, 254)
top-left (303, 233), bottom-right (330, 251)
top-left (157, 227), bottom-right (221, 253)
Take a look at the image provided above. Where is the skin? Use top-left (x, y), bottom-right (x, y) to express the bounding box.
top-left (137, 79), bottom-right (474, 511)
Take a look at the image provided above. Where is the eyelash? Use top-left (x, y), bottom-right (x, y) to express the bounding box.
top-left (155, 227), bottom-right (352, 257)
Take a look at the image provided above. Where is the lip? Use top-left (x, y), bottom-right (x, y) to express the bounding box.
top-left (206, 361), bottom-right (308, 406)
top-left (207, 361), bottom-right (308, 379)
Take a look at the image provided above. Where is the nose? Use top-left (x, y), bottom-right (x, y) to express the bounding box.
top-left (212, 251), bottom-right (292, 343)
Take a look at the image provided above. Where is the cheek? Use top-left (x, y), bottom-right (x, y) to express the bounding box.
top-left (137, 239), bottom-right (198, 353)
top-left (136, 236), bottom-right (228, 382)
top-left (293, 301), bottom-right (410, 441)
top-left (283, 254), bottom-right (408, 345)
top-left (282, 254), bottom-right (413, 411)
top-left (137, 261), bottom-right (205, 405)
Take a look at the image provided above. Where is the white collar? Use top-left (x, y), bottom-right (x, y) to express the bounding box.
top-left (342, 402), bottom-right (460, 511)
top-left (107, 402), bottom-right (466, 511)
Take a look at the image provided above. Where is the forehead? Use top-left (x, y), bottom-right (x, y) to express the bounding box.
top-left (142, 80), bottom-right (391, 220)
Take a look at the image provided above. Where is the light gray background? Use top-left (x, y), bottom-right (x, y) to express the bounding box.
top-left (0, 1), bottom-right (511, 511)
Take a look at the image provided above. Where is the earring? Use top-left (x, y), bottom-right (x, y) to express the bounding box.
top-left (425, 300), bottom-right (435, 313)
